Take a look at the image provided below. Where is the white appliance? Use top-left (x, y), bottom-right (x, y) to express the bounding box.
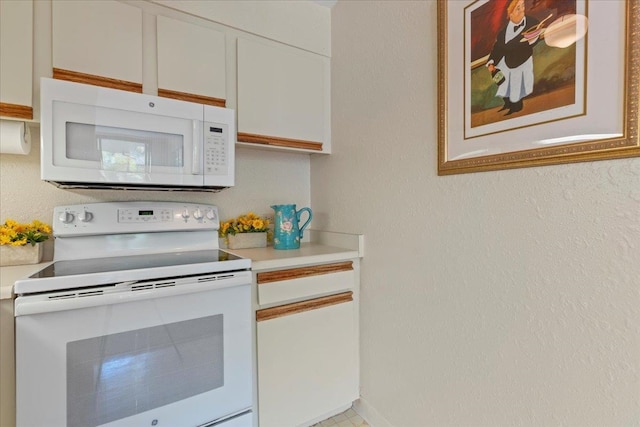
top-left (14, 202), bottom-right (254, 427)
top-left (40, 78), bottom-right (235, 191)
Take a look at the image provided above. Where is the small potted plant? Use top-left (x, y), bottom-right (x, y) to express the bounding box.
top-left (0, 219), bottom-right (51, 266)
top-left (219, 212), bottom-right (270, 249)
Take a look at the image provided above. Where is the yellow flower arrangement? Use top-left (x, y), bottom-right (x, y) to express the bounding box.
top-left (219, 212), bottom-right (270, 238)
top-left (0, 219), bottom-right (51, 247)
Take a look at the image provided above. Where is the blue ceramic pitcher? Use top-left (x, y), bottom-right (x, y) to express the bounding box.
top-left (271, 204), bottom-right (312, 250)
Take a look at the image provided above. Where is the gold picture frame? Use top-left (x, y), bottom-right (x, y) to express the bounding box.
top-left (437, 0), bottom-right (639, 175)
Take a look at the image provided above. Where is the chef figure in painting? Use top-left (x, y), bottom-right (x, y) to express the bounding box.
top-left (486, 0), bottom-right (540, 115)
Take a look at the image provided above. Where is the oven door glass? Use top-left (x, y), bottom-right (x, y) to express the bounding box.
top-left (15, 281), bottom-right (251, 427)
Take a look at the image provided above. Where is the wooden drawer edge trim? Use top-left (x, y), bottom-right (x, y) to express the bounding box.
top-left (256, 291), bottom-right (353, 322)
top-left (237, 132), bottom-right (323, 151)
top-left (0, 103), bottom-right (33, 120)
top-left (257, 261), bottom-right (353, 285)
top-left (158, 88), bottom-right (226, 107)
top-left (53, 68), bottom-right (142, 93)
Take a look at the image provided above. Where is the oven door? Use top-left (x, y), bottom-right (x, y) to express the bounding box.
top-left (15, 274), bottom-right (252, 427)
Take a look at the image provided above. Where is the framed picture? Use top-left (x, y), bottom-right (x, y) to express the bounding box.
top-left (437, 0), bottom-right (639, 175)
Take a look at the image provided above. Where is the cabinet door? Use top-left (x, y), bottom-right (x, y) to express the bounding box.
top-left (157, 16), bottom-right (226, 107)
top-left (237, 38), bottom-right (330, 153)
top-left (256, 293), bottom-right (358, 427)
top-left (52, 0), bottom-right (143, 92)
top-left (0, 0), bottom-right (33, 119)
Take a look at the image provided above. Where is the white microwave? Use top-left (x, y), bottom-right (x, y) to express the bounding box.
top-left (40, 78), bottom-right (235, 191)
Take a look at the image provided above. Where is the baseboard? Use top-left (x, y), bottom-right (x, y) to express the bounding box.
top-left (353, 397), bottom-right (393, 427)
top-left (300, 403), bottom-right (352, 427)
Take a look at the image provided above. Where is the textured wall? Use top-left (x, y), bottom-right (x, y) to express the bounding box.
top-left (0, 127), bottom-right (311, 260)
top-left (312, 1), bottom-right (640, 426)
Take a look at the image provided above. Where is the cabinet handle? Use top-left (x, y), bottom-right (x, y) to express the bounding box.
top-left (237, 132), bottom-right (323, 151)
top-left (53, 68), bottom-right (142, 93)
top-left (158, 88), bottom-right (226, 108)
top-left (0, 102), bottom-right (32, 120)
top-left (256, 291), bottom-right (353, 322)
top-left (257, 261), bottom-right (353, 285)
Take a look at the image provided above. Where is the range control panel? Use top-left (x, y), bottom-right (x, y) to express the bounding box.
top-left (53, 202), bottom-right (220, 237)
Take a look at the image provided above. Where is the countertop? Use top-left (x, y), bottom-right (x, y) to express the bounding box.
top-left (0, 230), bottom-right (363, 300)
top-left (226, 242), bottom-right (360, 271)
top-left (0, 262), bottom-right (52, 300)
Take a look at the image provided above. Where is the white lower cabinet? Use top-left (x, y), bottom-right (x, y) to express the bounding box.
top-left (254, 260), bottom-right (359, 427)
top-left (256, 295), bottom-right (358, 427)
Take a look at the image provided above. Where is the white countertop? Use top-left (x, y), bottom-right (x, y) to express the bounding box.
top-left (226, 230), bottom-right (363, 271)
top-left (0, 262), bottom-right (52, 300)
top-left (227, 243), bottom-right (359, 271)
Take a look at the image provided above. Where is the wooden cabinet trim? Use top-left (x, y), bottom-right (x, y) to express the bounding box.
top-left (53, 68), bottom-right (142, 93)
top-left (256, 291), bottom-right (353, 322)
top-left (237, 132), bottom-right (323, 151)
top-left (257, 261), bottom-right (353, 285)
top-left (157, 88), bottom-right (226, 108)
top-left (0, 103), bottom-right (32, 120)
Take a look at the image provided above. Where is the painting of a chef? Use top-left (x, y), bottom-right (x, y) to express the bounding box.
top-left (486, 0), bottom-right (539, 115)
top-left (467, 0), bottom-right (588, 135)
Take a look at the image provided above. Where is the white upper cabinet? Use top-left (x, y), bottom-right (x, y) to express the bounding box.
top-left (151, 0), bottom-right (331, 56)
top-left (52, 1), bottom-right (143, 91)
top-left (156, 15), bottom-right (227, 107)
top-left (0, 0), bottom-right (33, 119)
top-left (237, 37), bottom-right (330, 153)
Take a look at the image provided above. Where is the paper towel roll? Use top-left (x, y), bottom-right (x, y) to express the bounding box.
top-left (0, 120), bottom-right (31, 155)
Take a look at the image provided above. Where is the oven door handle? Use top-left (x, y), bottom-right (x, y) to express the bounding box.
top-left (15, 277), bottom-right (250, 316)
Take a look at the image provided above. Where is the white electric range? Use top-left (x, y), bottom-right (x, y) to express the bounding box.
top-left (14, 201), bottom-right (254, 427)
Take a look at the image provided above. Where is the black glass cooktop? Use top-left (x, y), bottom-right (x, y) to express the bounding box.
top-left (30, 250), bottom-right (243, 279)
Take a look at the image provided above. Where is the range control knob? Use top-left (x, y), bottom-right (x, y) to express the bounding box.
top-left (78, 210), bottom-right (94, 222)
top-left (181, 209), bottom-right (190, 220)
top-left (205, 209), bottom-right (217, 221)
top-left (58, 211), bottom-right (75, 224)
top-left (193, 208), bottom-right (203, 220)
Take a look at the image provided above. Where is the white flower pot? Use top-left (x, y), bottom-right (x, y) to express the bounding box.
top-left (227, 232), bottom-right (267, 249)
top-left (0, 243), bottom-right (43, 266)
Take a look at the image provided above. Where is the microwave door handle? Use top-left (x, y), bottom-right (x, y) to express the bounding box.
top-left (192, 120), bottom-right (201, 175)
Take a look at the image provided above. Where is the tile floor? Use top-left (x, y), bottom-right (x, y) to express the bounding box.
top-left (312, 407), bottom-right (369, 427)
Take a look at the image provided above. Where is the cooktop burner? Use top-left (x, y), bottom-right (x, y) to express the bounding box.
top-left (30, 250), bottom-right (243, 279)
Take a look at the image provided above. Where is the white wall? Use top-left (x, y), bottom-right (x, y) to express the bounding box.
top-left (313, 1), bottom-right (640, 426)
top-left (0, 127), bottom-right (311, 260)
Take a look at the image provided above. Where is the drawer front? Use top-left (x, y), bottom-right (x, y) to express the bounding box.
top-left (257, 261), bottom-right (354, 306)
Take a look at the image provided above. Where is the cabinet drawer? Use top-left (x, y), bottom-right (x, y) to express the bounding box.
top-left (257, 261), bottom-right (353, 306)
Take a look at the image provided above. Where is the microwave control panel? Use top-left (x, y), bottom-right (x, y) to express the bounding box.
top-left (204, 123), bottom-right (229, 176)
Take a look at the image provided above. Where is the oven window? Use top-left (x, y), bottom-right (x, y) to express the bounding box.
top-left (66, 314), bottom-right (224, 427)
top-left (65, 122), bottom-right (184, 171)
